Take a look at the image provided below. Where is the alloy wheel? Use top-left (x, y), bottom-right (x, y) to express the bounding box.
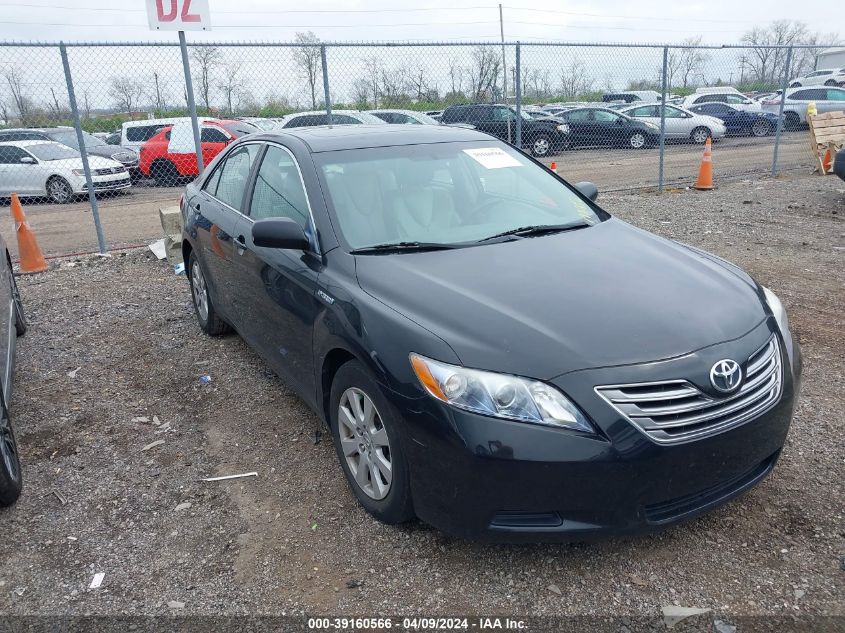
top-left (629, 133), bottom-right (646, 149)
top-left (532, 137), bottom-right (551, 156)
top-left (0, 407), bottom-right (20, 485)
top-left (750, 119), bottom-right (771, 137)
top-left (337, 387), bottom-right (392, 500)
top-left (48, 178), bottom-right (72, 204)
top-left (692, 128), bottom-right (710, 144)
top-left (191, 260), bottom-right (209, 322)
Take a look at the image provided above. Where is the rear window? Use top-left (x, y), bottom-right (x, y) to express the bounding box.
top-left (220, 122), bottom-right (259, 137)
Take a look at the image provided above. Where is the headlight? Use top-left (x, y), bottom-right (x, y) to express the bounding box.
top-left (556, 123), bottom-right (570, 133)
top-left (762, 286), bottom-right (789, 336)
top-left (72, 168), bottom-right (85, 176)
top-left (409, 353), bottom-right (593, 433)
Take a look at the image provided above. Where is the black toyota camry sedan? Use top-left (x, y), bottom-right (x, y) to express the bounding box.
top-left (180, 125), bottom-right (801, 542)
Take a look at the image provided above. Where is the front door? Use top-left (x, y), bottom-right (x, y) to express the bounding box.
top-left (0, 147), bottom-right (40, 196)
top-left (231, 143), bottom-right (323, 400)
top-left (189, 142), bottom-right (262, 326)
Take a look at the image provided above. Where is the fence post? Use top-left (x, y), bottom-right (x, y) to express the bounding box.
top-left (59, 42), bottom-right (107, 255)
top-left (514, 42), bottom-right (522, 150)
top-left (321, 44), bottom-right (332, 125)
top-left (658, 46), bottom-right (668, 193)
top-left (178, 30), bottom-right (204, 174)
top-left (771, 45), bottom-right (793, 176)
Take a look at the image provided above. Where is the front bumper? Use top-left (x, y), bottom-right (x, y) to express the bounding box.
top-left (395, 323), bottom-right (801, 542)
top-left (79, 173), bottom-right (132, 193)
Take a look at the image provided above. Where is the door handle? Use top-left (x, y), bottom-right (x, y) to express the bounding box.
top-left (233, 235), bottom-right (246, 253)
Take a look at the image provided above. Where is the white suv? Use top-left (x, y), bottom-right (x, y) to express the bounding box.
top-left (789, 68), bottom-right (845, 88)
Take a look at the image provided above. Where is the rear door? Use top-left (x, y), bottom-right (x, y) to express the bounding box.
top-left (818, 87), bottom-right (845, 113)
top-left (230, 143), bottom-right (323, 397)
top-left (190, 142), bottom-right (262, 325)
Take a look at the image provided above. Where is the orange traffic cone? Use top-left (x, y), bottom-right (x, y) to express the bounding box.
top-left (10, 193), bottom-right (48, 273)
top-left (693, 137), bottom-right (714, 190)
top-left (549, 161), bottom-right (557, 172)
top-left (821, 147), bottom-right (832, 174)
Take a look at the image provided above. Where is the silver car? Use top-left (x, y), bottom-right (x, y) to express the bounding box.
top-left (275, 110), bottom-right (386, 129)
top-left (762, 86), bottom-right (845, 126)
top-left (619, 103), bottom-right (726, 143)
top-left (367, 109), bottom-right (440, 125)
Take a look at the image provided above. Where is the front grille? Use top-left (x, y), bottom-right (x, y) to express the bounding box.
top-left (596, 336), bottom-right (782, 444)
top-left (644, 451), bottom-right (778, 523)
top-left (93, 166), bottom-right (126, 175)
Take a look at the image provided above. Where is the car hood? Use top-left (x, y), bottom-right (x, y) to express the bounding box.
top-left (87, 145), bottom-right (137, 161)
top-left (355, 219), bottom-right (766, 379)
top-left (44, 154), bottom-right (119, 170)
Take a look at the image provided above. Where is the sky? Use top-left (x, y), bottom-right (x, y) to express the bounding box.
top-left (0, 0), bottom-right (838, 45)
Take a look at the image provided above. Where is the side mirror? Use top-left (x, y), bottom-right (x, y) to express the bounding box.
top-left (574, 181), bottom-right (599, 202)
top-left (19, 156), bottom-right (36, 164)
top-left (252, 218), bottom-right (310, 250)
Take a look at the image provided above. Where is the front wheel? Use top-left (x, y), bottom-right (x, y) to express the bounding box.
top-left (329, 361), bottom-right (414, 524)
top-left (628, 131), bottom-right (648, 149)
top-left (530, 134), bottom-right (552, 157)
top-left (750, 118), bottom-right (772, 137)
top-left (789, 81), bottom-right (801, 88)
top-left (690, 127), bottom-right (711, 144)
top-left (46, 176), bottom-right (74, 204)
top-left (824, 79), bottom-right (837, 86)
top-left (0, 399), bottom-right (22, 507)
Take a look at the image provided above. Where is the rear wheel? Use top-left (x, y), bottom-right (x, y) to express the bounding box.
top-left (784, 112), bottom-right (801, 130)
top-left (46, 176), bottom-right (73, 204)
top-left (10, 270), bottom-right (25, 337)
top-left (690, 126), bottom-right (711, 144)
top-left (789, 81), bottom-right (801, 88)
top-left (824, 79), bottom-right (837, 86)
top-left (0, 399), bottom-right (22, 507)
top-left (329, 361), bottom-right (414, 524)
top-left (150, 160), bottom-right (180, 187)
top-left (188, 252), bottom-right (230, 336)
top-left (750, 118), bottom-right (772, 137)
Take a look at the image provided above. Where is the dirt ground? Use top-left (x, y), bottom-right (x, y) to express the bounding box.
top-left (0, 172), bottom-right (841, 629)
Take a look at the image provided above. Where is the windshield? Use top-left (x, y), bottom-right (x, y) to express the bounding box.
top-left (354, 112), bottom-right (389, 125)
top-left (48, 130), bottom-right (104, 150)
top-left (27, 142), bottom-right (79, 161)
top-left (317, 141), bottom-right (603, 250)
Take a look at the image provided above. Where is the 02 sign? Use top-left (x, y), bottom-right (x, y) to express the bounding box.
top-left (146, 0), bottom-right (211, 31)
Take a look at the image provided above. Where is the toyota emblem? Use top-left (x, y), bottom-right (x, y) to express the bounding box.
top-left (710, 359), bottom-right (742, 393)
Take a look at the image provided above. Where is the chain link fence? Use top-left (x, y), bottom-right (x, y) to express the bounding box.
top-left (0, 39), bottom-right (838, 253)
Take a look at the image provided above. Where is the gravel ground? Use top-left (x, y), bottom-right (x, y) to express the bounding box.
top-left (0, 172), bottom-right (842, 629)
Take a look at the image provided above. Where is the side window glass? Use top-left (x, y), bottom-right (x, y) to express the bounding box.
top-left (826, 88), bottom-right (845, 101)
top-left (250, 145), bottom-right (310, 227)
top-left (201, 127), bottom-right (230, 143)
top-left (593, 110), bottom-right (620, 123)
top-left (566, 109), bottom-right (591, 122)
top-left (211, 144), bottom-right (260, 210)
top-left (332, 115), bottom-right (357, 124)
top-left (0, 147), bottom-right (27, 164)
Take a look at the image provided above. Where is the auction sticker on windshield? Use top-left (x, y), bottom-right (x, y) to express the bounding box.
top-left (463, 147), bottom-right (523, 169)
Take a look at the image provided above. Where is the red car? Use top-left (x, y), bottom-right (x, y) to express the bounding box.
top-left (139, 119), bottom-right (258, 185)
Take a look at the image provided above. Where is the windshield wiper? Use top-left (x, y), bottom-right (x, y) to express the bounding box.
top-left (477, 222), bottom-right (590, 243)
top-left (350, 241), bottom-right (462, 254)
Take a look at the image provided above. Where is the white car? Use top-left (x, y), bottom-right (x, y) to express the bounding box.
top-left (367, 109), bottom-right (440, 125)
top-left (274, 110), bottom-right (386, 129)
top-left (761, 85), bottom-right (845, 126)
top-left (681, 89), bottom-right (761, 112)
top-left (0, 140), bottom-right (131, 204)
top-left (789, 68), bottom-right (845, 87)
top-left (619, 103), bottom-right (726, 143)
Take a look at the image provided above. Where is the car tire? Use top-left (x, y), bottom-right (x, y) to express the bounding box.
top-left (187, 251), bottom-right (230, 336)
top-left (690, 127), bottom-right (711, 144)
top-left (750, 119), bottom-right (772, 137)
top-left (329, 360), bottom-right (414, 525)
top-left (10, 270), bottom-right (26, 337)
top-left (0, 397), bottom-right (22, 507)
top-left (628, 131), bottom-right (647, 149)
top-left (46, 176), bottom-right (74, 204)
top-left (784, 112), bottom-right (801, 130)
top-left (150, 160), bottom-right (180, 187)
top-left (530, 134), bottom-right (552, 157)
top-left (824, 80), bottom-right (837, 86)
top-left (789, 81), bottom-right (801, 88)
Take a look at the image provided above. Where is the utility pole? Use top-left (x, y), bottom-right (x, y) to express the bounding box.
top-left (499, 3), bottom-right (510, 142)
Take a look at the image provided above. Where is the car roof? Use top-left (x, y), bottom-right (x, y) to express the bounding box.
top-left (368, 109), bottom-right (424, 115)
top-left (0, 139), bottom-right (60, 148)
top-left (248, 125), bottom-right (492, 152)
